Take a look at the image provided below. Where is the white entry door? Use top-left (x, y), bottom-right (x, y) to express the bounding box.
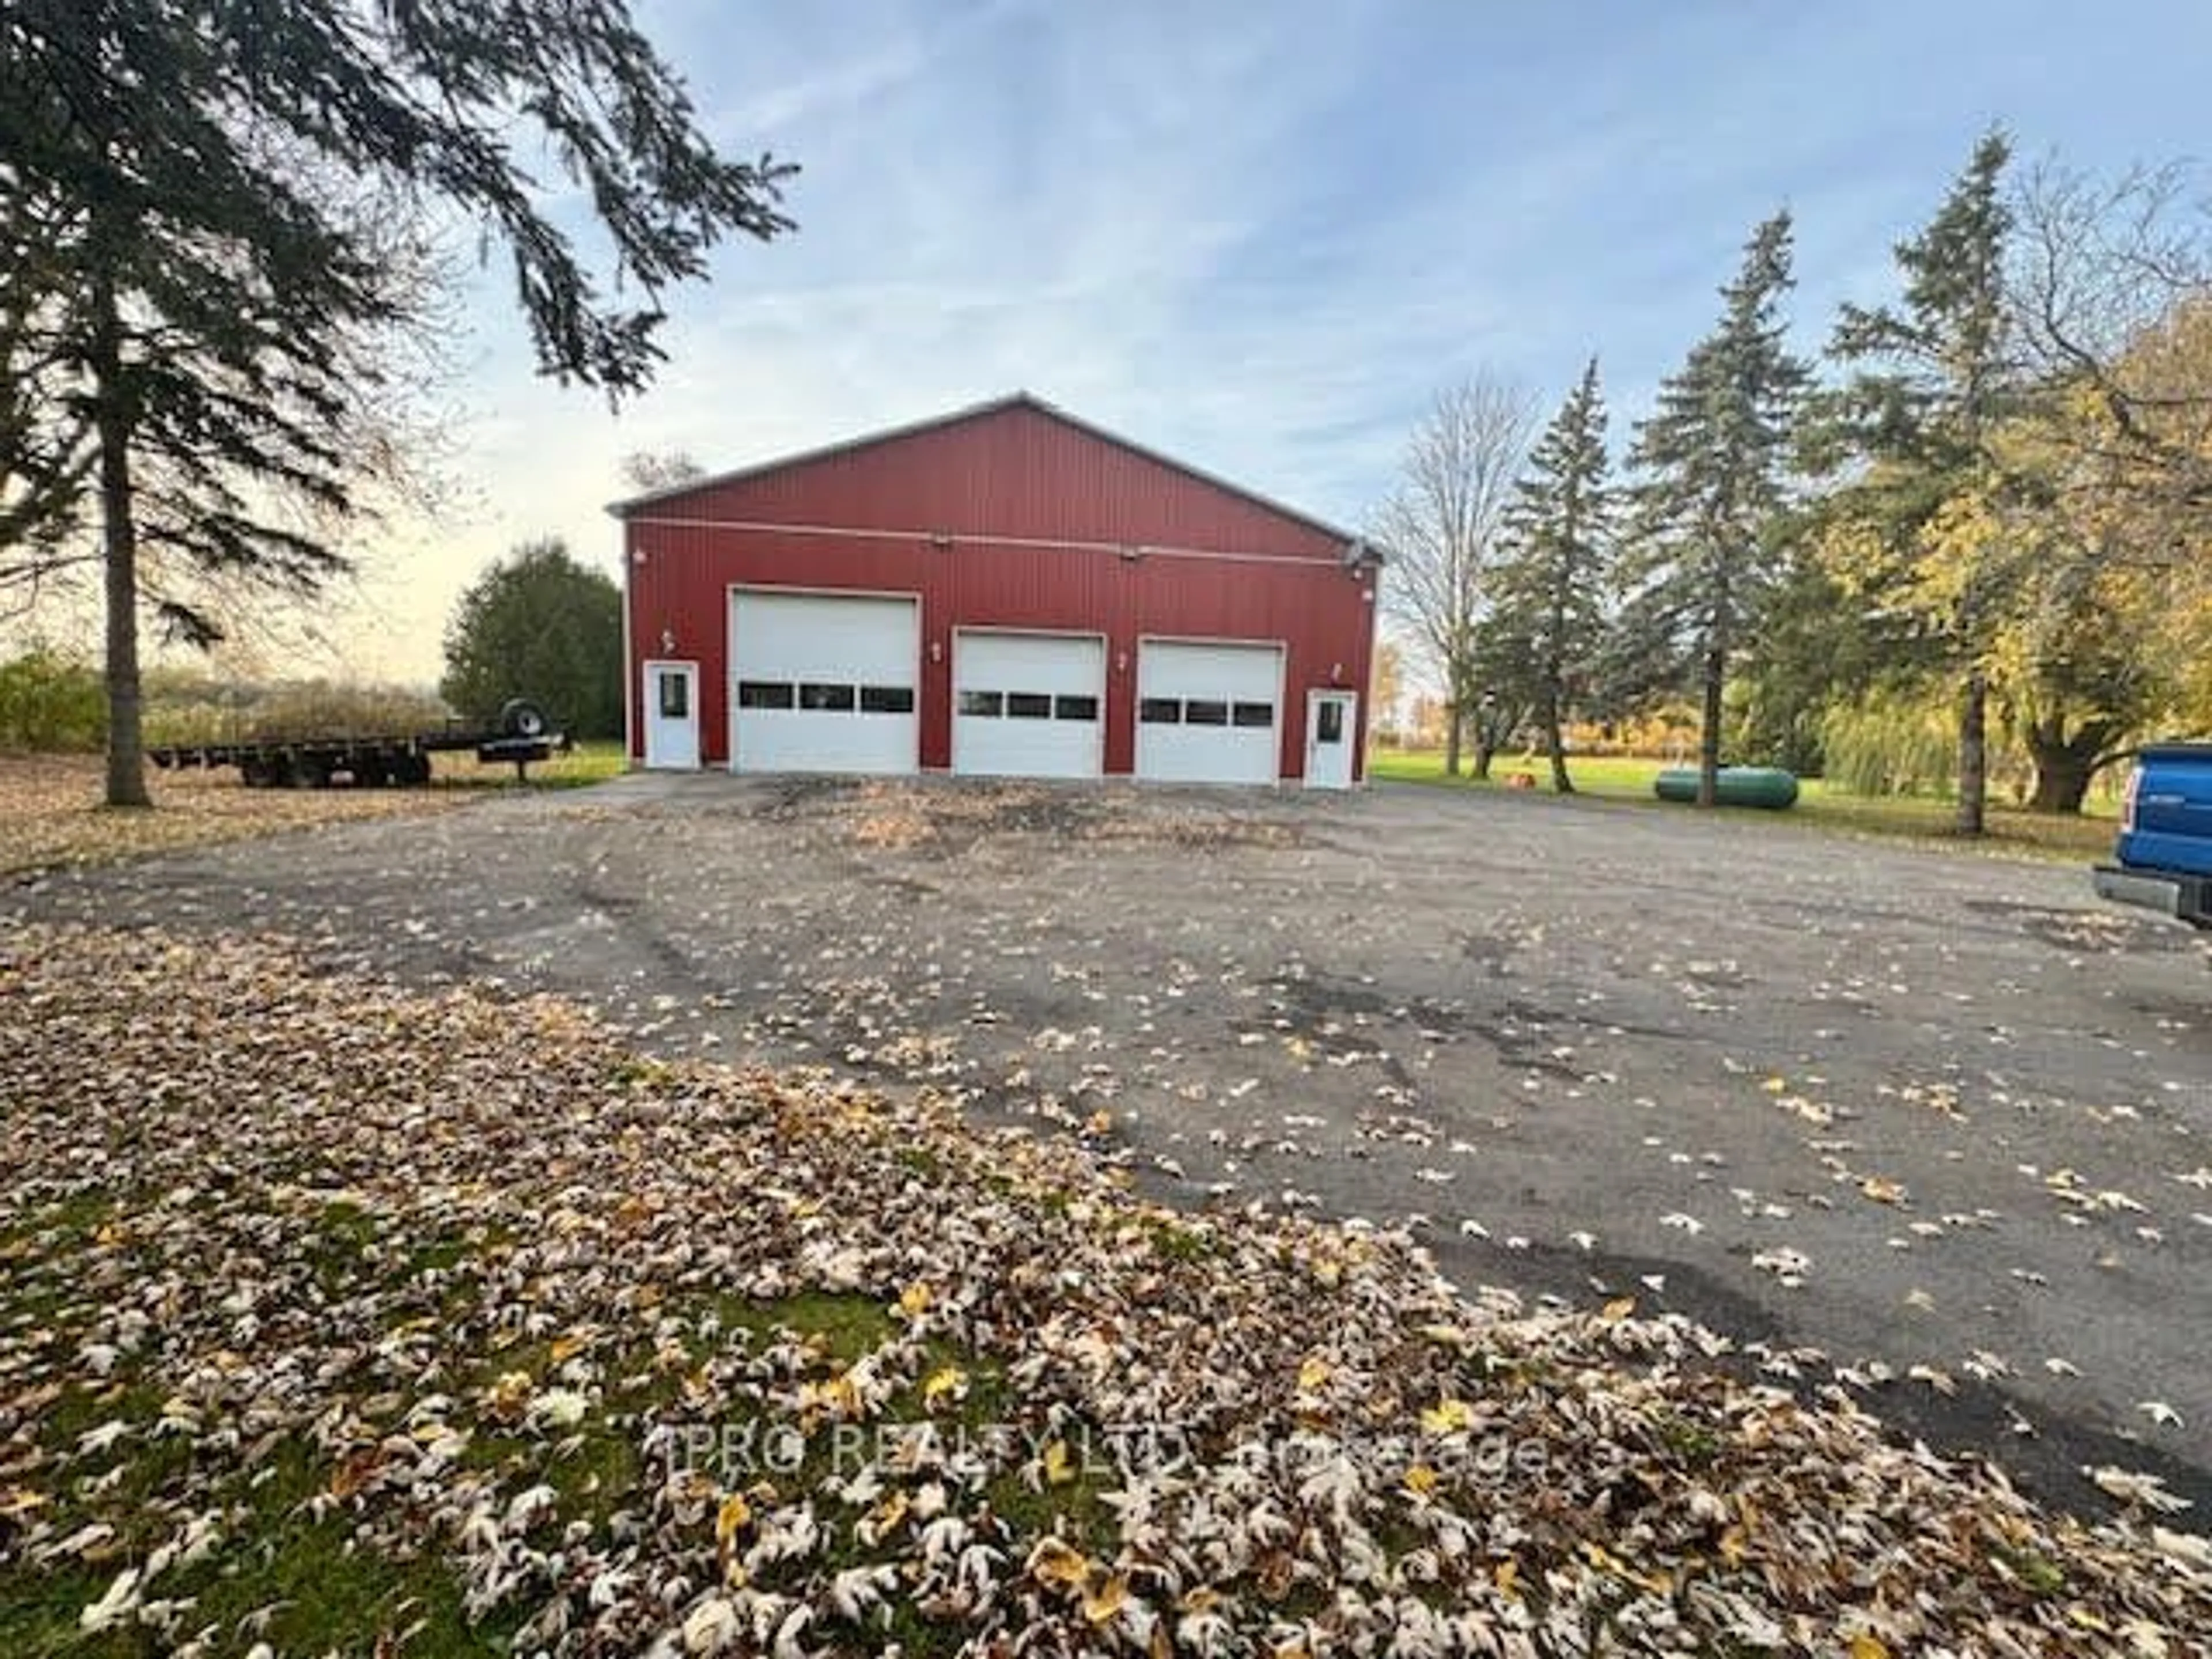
top-left (729, 590), bottom-right (919, 774)
top-left (1135, 640), bottom-right (1283, 784)
top-left (1305, 690), bottom-right (1357, 789)
top-left (641, 660), bottom-right (699, 770)
top-left (953, 631), bottom-right (1105, 779)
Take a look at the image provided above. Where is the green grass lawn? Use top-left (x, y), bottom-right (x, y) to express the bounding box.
top-left (435, 737), bottom-right (630, 789)
top-left (1368, 747), bottom-right (2122, 862)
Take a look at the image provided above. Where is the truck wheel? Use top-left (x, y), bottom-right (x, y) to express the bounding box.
top-left (500, 698), bottom-right (550, 739)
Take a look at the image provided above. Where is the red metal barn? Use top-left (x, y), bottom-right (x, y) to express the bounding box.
top-left (610, 394), bottom-right (1381, 786)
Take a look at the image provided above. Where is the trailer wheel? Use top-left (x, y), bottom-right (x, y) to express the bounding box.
top-left (285, 754), bottom-right (330, 790)
top-left (241, 757), bottom-right (279, 789)
top-left (499, 698), bottom-right (550, 739)
top-left (353, 756), bottom-right (390, 789)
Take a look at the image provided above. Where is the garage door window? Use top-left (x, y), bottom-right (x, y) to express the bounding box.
top-left (1055, 695), bottom-right (1099, 722)
top-left (1232, 701), bottom-right (1274, 728)
top-left (743, 680), bottom-right (911, 713)
top-left (1006, 692), bottom-right (1052, 719)
top-left (960, 690), bottom-right (1003, 718)
top-left (1184, 700), bottom-right (1229, 727)
top-left (1139, 698), bottom-right (1181, 724)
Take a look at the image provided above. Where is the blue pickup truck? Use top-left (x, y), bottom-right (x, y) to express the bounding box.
top-left (2094, 743), bottom-right (2212, 929)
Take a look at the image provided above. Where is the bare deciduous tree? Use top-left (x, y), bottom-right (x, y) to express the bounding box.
top-left (1374, 375), bottom-right (1538, 775)
top-left (1368, 638), bottom-right (1406, 741)
top-left (2010, 156), bottom-right (2212, 536)
top-left (622, 450), bottom-right (709, 494)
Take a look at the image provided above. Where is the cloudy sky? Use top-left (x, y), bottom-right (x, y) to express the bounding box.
top-left (332, 0), bottom-right (2212, 685)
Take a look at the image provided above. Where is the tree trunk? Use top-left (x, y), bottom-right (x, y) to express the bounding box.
top-left (1697, 647), bottom-right (1724, 808)
top-left (2023, 718), bottom-right (2116, 815)
top-left (92, 275), bottom-right (149, 809)
top-left (1444, 705), bottom-right (1463, 777)
top-left (2026, 750), bottom-right (2097, 815)
top-left (1955, 669), bottom-right (1987, 837)
top-left (1545, 683), bottom-right (1573, 794)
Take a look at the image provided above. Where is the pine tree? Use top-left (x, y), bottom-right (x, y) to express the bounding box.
top-left (1624, 213), bottom-right (1811, 807)
top-left (1491, 358), bottom-right (1615, 792)
top-left (1823, 129), bottom-right (2018, 835)
top-left (1, 3), bottom-right (795, 805)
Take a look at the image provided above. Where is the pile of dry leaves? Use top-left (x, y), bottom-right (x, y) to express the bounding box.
top-left (3, 924), bottom-right (2208, 1656)
top-left (0, 756), bottom-right (463, 877)
top-left (846, 781), bottom-right (1299, 854)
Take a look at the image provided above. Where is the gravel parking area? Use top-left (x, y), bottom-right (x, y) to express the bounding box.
top-left (10, 771), bottom-right (2209, 1517)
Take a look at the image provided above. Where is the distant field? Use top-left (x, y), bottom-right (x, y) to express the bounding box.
top-left (1367, 747), bottom-right (2120, 862)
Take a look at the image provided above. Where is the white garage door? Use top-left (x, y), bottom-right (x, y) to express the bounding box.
top-left (729, 590), bottom-right (918, 774)
top-left (953, 631), bottom-right (1104, 779)
top-left (1135, 640), bottom-right (1283, 784)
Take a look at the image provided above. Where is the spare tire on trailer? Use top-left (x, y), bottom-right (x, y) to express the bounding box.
top-left (499, 697), bottom-right (550, 738)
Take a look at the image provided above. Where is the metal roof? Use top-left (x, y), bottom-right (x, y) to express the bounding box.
top-left (604, 391), bottom-right (1375, 556)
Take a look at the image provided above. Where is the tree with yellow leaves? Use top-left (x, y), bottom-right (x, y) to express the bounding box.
top-left (1994, 164), bottom-right (2212, 803)
top-left (1987, 382), bottom-right (2208, 809)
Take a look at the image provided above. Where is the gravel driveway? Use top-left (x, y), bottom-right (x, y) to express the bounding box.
top-left (12, 771), bottom-right (2209, 1516)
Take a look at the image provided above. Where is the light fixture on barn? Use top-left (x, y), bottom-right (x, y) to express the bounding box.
top-left (659, 627), bottom-right (677, 654)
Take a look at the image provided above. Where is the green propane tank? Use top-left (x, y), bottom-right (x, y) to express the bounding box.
top-left (1653, 766), bottom-right (1800, 809)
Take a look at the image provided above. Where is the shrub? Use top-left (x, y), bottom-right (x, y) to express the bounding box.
top-left (0, 648), bottom-right (106, 752)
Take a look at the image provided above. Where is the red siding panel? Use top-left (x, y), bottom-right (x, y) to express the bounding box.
top-left (623, 402), bottom-right (1377, 780)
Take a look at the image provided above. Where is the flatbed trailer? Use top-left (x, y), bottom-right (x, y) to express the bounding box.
top-left (149, 699), bottom-right (569, 789)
